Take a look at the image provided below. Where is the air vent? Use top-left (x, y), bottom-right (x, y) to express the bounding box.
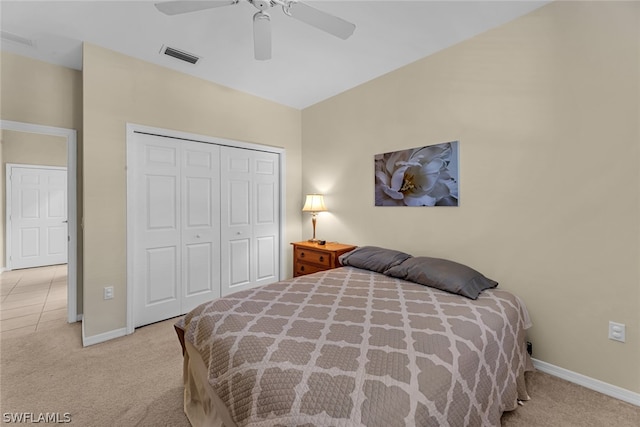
top-left (160, 45), bottom-right (200, 65)
top-left (1, 31), bottom-right (35, 48)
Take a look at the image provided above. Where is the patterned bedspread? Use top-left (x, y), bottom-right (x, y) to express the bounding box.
top-left (178, 266), bottom-right (532, 427)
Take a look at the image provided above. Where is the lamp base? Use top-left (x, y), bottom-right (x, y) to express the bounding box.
top-left (307, 238), bottom-right (326, 245)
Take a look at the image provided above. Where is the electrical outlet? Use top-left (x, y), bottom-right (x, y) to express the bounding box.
top-left (103, 286), bottom-right (114, 300)
top-left (608, 321), bottom-right (625, 343)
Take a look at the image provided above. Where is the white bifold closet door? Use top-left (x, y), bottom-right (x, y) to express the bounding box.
top-left (131, 133), bottom-right (279, 328)
top-left (220, 146), bottom-right (280, 296)
top-left (132, 134), bottom-right (221, 327)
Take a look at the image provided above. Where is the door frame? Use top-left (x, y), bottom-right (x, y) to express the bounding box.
top-left (125, 123), bottom-right (286, 334)
top-left (1, 120), bottom-right (78, 323)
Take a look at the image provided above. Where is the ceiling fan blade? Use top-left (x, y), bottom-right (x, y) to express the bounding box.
top-left (155, 1), bottom-right (237, 16)
top-left (253, 11), bottom-right (271, 60)
top-left (287, 2), bottom-right (355, 40)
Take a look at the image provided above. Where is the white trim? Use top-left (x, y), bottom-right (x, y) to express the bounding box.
top-left (128, 123), bottom-right (287, 155)
top-left (532, 358), bottom-right (640, 407)
top-left (278, 149), bottom-right (287, 281)
top-left (81, 322), bottom-right (127, 347)
top-left (125, 123), bottom-right (286, 335)
top-left (1, 120), bottom-right (78, 324)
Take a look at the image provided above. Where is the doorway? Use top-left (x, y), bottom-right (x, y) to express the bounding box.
top-left (1, 120), bottom-right (78, 323)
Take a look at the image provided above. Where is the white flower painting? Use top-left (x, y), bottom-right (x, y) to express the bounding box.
top-left (375, 141), bottom-right (459, 206)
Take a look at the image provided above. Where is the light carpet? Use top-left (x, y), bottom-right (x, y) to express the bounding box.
top-left (1, 319), bottom-right (638, 426)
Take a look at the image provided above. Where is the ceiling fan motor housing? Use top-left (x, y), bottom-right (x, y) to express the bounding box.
top-left (250, 0), bottom-right (274, 11)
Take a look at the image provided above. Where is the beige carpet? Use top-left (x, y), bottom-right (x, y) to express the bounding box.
top-left (1, 319), bottom-right (638, 426)
top-left (1, 319), bottom-right (189, 426)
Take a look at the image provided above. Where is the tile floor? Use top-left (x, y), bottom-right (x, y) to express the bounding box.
top-left (0, 264), bottom-right (68, 339)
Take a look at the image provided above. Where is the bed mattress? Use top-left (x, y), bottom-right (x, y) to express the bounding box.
top-left (176, 266), bottom-right (533, 426)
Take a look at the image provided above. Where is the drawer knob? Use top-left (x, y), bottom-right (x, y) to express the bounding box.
top-left (300, 252), bottom-right (305, 258)
top-left (300, 265), bottom-right (305, 271)
top-left (319, 256), bottom-right (324, 262)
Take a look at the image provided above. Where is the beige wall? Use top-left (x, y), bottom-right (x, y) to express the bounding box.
top-left (0, 52), bottom-right (82, 128)
top-left (82, 44), bottom-right (302, 339)
top-left (0, 52), bottom-right (83, 313)
top-left (2, 1), bottom-right (637, 396)
top-left (302, 1), bottom-right (639, 394)
top-left (2, 130), bottom-right (67, 166)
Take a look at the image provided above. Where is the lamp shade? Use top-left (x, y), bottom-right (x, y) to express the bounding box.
top-left (302, 194), bottom-right (327, 212)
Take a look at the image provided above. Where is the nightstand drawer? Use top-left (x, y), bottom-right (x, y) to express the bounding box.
top-left (294, 262), bottom-right (326, 277)
top-left (295, 248), bottom-right (331, 268)
top-left (291, 241), bottom-right (357, 277)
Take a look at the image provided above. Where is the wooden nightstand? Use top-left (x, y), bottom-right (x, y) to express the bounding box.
top-left (291, 241), bottom-right (357, 277)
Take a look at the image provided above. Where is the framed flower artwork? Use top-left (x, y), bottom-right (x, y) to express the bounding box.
top-left (374, 141), bottom-right (459, 206)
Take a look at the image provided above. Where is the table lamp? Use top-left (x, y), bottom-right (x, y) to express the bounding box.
top-left (302, 194), bottom-right (327, 242)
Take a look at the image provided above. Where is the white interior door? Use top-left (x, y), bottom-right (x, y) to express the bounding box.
top-left (220, 146), bottom-right (279, 296)
top-left (8, 165), bottom-right (68, 269)
top-left (131, 133), bottom-right (220, 327)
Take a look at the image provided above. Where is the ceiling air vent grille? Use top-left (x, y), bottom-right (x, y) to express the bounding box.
top-left (161, 45), bottom-right (200, 65)
top-left (1, 31), bottom-right (35, 48)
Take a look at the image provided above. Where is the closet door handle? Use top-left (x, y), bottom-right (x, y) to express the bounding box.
top-left (195, 235), bottom-right (201, 239)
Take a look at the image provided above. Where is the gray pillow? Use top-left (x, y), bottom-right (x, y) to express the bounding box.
top-left (339, 246), bottom-right (412, 273)
top-left (384, 256), bottom-right (498, 299)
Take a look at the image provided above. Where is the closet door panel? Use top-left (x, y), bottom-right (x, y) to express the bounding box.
top-left (252, 152), bottom-right (280, 287)
top-left (146, 246), bottom-right (178, 304)
top-left (221, 154), bottom-right (252, 295)
top-left (256, 236), bottom-right (276, 281)
top-left (228, 239), bottom-right (251, 287)
top-left (220, 147), bottom-right (279, 296)
top-left (228, 180), bottom-right (250, 226)
top-left (133, 135), bottom-right (182, 327)
top-left (184, 242), bottom-right (212, 294)
top-left (181, 141), bottom-right (221, 313)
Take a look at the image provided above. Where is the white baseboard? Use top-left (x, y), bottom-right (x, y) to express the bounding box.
top-left (532, 358), bottom-right (640, 407)
top-left (81, 323), bottom-right (127, 347)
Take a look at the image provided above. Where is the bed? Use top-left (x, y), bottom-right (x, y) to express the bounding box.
top-left (175, 247), bottom-right (533, 427)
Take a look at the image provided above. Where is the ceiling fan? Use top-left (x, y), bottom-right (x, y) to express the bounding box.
top-left (155, 0), bottom-right (356, 60)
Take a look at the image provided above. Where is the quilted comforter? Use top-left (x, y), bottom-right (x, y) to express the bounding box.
top-left (177, 266), bottom-right (532, 427)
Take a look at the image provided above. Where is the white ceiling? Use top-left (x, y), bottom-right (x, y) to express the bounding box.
top-left (1, 0), bottom-right (549, 109)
